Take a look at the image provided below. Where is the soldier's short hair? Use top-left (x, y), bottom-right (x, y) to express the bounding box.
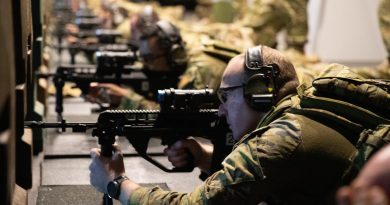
top-left (260, 46), bottom-right (299, 101)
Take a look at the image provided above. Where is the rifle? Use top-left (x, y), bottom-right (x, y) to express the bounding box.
top-left (37, 51), bottom-right (181, 121)
top-left (66, 29), bottom-right (123, 43)
top-left (74, 17), bottom-right (101, 30)
top-left (52, 13), bottom-right (113, 56)
top-left (57, 29), bottom-right (125, 64)
top-left (75, 8), bottom-right (97, 19)
top-left (25, 88), bottom-right (232, 172)
top-left (26, 88), bottom-right (231, 204)
top-left (53, 43), bottom-right (130, 64)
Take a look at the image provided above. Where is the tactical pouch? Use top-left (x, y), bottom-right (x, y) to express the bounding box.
top-left (354, 124), bottom-right (390, 170)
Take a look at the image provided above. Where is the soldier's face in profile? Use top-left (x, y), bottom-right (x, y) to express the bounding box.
top-left (139, 37), bottom-right (169, 71)
top-left (129, 15), bottom-right (144, 47)
top-left (218, 56), bottom-right (262, 140)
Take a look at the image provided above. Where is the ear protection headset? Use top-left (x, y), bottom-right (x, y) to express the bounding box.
top-left (243, 46), bottom-right (280, 111)
top-left (155, 21), bottom-right (187, 69)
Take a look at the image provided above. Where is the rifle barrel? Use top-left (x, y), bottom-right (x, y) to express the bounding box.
top-left (24, 121), bottom-right (97, 132)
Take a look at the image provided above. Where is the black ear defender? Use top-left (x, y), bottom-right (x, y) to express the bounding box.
top-left (156, 21), bottom-right (187, 68)
top-left (243, 46), bottom-right (280, 111)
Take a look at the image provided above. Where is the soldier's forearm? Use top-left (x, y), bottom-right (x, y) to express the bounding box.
top-left (197, 143), bottom-right (214, 174)
top-left (119, 179), bottom-right (140, 205)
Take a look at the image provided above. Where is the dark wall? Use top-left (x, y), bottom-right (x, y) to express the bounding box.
top-left (0, 0), bottom-right (36, 204)
top-left (0, 0), bottom-right (17, 203)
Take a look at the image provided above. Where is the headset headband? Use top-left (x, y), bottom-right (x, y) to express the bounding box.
top-left (245, 46), bottom-right (264, 70)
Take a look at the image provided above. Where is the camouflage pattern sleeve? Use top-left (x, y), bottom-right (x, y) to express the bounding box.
top-left (128, 137), bottom-right (268, 205)
top-left (118, 88), bottom-right (160, 110)
top-left (283, 0), bottom-right (308, 49)
top-left (379, 0), bottom-right (390, 58)
top-left (178, 52), bottom-right (227, 91)
top-left (240, 0), bottom-right (287, 47)
top-left (240, 0), bottom-right (308, 49)
top-left (127, 113), bottom-right (303, 205)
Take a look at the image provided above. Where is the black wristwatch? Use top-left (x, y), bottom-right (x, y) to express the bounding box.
top-left (107, 175), bottom-right (129, 200)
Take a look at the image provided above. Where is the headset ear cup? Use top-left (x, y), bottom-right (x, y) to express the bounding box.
top-left (155, 21), bottom-right (187, 68)
top-left (244, 74), bottom-right (274, 111)
top-left (170, 44), bottom-right (187, 67)
top-left (157, 31), bottom-right (171, 50)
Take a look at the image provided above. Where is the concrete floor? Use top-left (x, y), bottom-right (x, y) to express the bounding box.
top-left (28, 43), bottom-right (203, 205)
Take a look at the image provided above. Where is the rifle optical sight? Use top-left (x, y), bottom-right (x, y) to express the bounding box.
top-left (74, 18), bottom-right (100, 30)
top-left (95, 51), bottom-right (137, 76)
top-left (95, 29), bottom-right (123, 44)
top-left (157, 88), bottom-right (215, 111)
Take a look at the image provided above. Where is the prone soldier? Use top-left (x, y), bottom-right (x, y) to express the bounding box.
top-left (89, 45), bottom-right (377, 204)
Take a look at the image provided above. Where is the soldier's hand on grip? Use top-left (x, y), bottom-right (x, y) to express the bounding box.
top-left (164, 138), bottom-right (214, 173)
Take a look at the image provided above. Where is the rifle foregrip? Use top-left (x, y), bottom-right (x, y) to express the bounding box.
top-left (101, 144), bottom-right (113, 157)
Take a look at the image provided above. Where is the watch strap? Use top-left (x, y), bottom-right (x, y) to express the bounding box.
top-left (109, 175), bottom-right (129, 200)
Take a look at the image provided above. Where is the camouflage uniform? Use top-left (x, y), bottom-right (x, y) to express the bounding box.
top-left (195, 0), bottom-right (213, 19)
top-left (232, 0), bottom-right (249, 20)
top-left (195, 0), bottom-right (247, 22)
top-left (127, 95), bottom-right (357, 204)
top-left (178, 49), bottom-right (228, 90)
top-left (379, 0), bottom-right (390, 59)
top-left (241, 0), bottom-right (308, 50)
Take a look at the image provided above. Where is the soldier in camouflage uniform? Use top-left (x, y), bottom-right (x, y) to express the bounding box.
top-left (238, 0), bottom-right (319, 79)
top-left (240, 0), bottom-right (308, 51)
top-left (90, 45), bottom-right (358, 204)
top-left (104, 20), bottom-right (229, 110)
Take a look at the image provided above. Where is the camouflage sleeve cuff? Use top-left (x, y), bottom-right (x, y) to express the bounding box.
top-left (125, 88), bottom-right (144, 100)
top-left (119, 89), bottom-right (143, 110)
top-left (128, 186), bottom-right (154, 205)
top-left (128, 186), bottom-right (171, 205)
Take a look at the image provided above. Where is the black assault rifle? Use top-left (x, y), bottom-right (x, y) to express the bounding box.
top-left (37, 51), bottom-right (181, 122)
top-left (53, 17), bottom-right (101, 56)
top-left (25, 88), bottom-right (232, 204)
top-left (66, 28), bottom-right (123, 43)
top-left (66, 43), bottom-right (130, 64)
top-left (55, 29), bottom-right (126, 64)
top-left (25, 88), bottom-right (232, 172)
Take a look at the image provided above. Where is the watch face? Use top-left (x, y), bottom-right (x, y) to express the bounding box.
top-left (107, 181), bottom-right (119, 199)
